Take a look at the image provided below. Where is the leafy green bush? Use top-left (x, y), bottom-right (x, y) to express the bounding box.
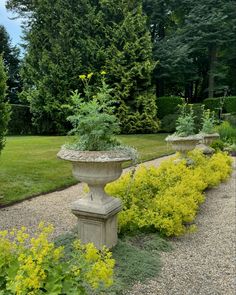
top-left (106, 151), bottom-right (232, 236)
top-left (67, 74), bottom-right (121, 151)
top-left (8, 104), bottom-right (34, 135)
top-left (186, 103), bottom-right (204, 132)
top-left (216, 121), bottom-right (236, 142)
top-left (175, 104), bottom-right (196, 136)
top-left (224, 96), bottom-right (236, 114)
top-left (0, 223), bottom-right (114, 294)
top-left (156, 96), bottom-right (183, 119)
top-left (210, 139), bottom-right (225, 151)
top-left (200, 108), bottom-right (217, 134)
top-left (0, 56), bottom-right (11, 153)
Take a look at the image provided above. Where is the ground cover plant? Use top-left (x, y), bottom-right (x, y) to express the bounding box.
top-left (0, 223), bottom-right (114, 295)
top-left (0, 134), bottom-right (171, 206)
top-left (55, 231), bottom-right (171, 295)
top-left (106, 151), bottom-right (232, 236)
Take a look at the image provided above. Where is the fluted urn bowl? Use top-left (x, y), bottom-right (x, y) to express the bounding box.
top-left (201, 133), bottom-right (220, 146)
top-left (165, 134), bottom-right (202, 156)
top-left (57, 147), bottom-right (131, 211)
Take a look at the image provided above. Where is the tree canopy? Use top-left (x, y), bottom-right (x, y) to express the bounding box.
top-left (5, 0), bottom-right (236, 134)
top-left (0, 55), bottom-right (11, 153)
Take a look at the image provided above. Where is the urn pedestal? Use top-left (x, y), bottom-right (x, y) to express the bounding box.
top-left (57, 148), bottom-right (131, 249)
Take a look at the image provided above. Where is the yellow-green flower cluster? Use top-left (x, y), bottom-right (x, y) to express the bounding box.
top-left (106, 151), bottom-right (232, 236)
top-left (0, 222), bottom-right (114, 294)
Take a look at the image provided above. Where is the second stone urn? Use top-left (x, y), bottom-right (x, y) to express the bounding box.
top-left (202, 133), bottom-right (220, 146)
top-left (57, 147), bottom-right (131, 249)
top-left (165, 134), bottom-right (202, 158)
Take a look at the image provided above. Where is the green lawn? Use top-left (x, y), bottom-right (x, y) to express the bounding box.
top-left (0, 134), bottom-right (172, 206)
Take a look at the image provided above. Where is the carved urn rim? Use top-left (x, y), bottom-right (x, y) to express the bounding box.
top-left (57, 147), bottom-right (132, 163)
top-left (165, 134), bottom-right (202, 143)
top-left (200, 132), bottom-right (220, 139)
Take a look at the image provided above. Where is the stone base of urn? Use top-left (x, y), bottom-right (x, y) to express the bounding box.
top-left (195, 143), bottom-right (215, 155)
top-left (71, 196), bottom-right (121, 249)
top-left (57, 147), bottom-right (131, 249)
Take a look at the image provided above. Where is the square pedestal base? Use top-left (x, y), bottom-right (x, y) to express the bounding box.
top-left (71, 197), bottom-right (122, 249)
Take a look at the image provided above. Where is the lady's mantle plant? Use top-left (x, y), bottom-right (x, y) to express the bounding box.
top-left (66, 73), bottom-right (120, 151)
top-left (0, 222), bottom-right (115, 295)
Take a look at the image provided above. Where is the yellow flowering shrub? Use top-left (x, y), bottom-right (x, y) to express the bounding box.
top-left (0, 223), bottom-right (114, 295)
top-left (106, 151), bottom-right (232, 236)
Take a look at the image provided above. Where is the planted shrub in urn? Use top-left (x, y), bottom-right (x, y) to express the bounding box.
top-left (57, 73), bottom-right (136, 249)
top-left (165, 104), bottom-right (202, 157)
top-left (200, 108), bottom-right (219, 146)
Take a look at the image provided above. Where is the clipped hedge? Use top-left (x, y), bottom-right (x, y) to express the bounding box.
top-left (203, 97), bottom-right (222, 113)
top-left (106, 151), bottom-right (232, 236)
top-left (161, 114), bottom-right (178, 132)
top-left (8, 104), bottom-right (34, 135)
top-left (156, 96), bottom-right (183, 119)
top-left (224, 96), bottom-right (236, 114)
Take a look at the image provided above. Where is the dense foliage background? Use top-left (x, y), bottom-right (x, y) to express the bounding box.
top-left (1, 0), bottom-right (236, 135)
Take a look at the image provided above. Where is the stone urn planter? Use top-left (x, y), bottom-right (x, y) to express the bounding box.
top-left (195, 133), bottom-right (220, 155)
top-left (201, 133), bottom-right (220, 146)
top-left (165, 134), bottom-right (202, 158)
top-left (57, 147), bottom-right (131, 249)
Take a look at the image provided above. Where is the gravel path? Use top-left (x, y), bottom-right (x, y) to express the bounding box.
top-left (0, 155), bottom-right (171, 238)
top-left (0, 156), bottom-right (235, 295)
top-left (127, 158), bottom-right (236, 295)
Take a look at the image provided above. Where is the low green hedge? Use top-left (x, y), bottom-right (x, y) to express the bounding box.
top-left (224, 96), bottom-right (236, 114)
top-left (203, 97), bottom-right (222, 113)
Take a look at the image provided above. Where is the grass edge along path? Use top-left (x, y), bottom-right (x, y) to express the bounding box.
top-left (0, 134), bottom-right (172, 206)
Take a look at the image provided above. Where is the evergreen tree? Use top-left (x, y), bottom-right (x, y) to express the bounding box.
top-left (182, 0), bottom-right (235, 98)
top-left (101, 0), bottom-right (159, 133)
top-left (0, 56), bottom-right (11, 153)
top-left (0, 25), bottom-right (21, 104)
top-left (7, 0), bottom-right (102, 134)
top-left (7, 0), bottom-right (159, 134)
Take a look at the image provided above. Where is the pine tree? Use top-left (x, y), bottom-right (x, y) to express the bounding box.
top-left (101, 1), bottom-right (159, 133)
top-left (0, 25), bottom-right (21, 104)
top-left (0, 56), bottom-right (11, 153)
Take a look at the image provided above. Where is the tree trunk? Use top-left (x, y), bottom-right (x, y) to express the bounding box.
top-left (193, 80), bottom-right (199, 102)
top-left (156, 79), bottom-right (165, 97)
top-left (185, 81), bottom-right (193, 102)
top-left (208, 45), bottom-right (217, 98)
